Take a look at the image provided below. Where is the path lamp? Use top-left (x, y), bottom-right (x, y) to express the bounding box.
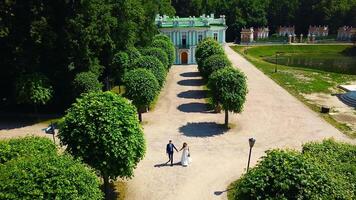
top-left (42, 122), bottom-right (56, 143)
top-left (247, 138), bottom-right (256, 172)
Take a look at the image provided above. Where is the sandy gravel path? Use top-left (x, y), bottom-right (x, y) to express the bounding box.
top-left (125, 45), bottom-right (354, 200)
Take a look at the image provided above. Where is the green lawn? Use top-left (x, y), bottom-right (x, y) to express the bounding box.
top-left (232, 45), bottom-right (356, 137)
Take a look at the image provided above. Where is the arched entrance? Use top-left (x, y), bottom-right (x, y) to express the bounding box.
top-left (181, 52), bottom-right (188, 64)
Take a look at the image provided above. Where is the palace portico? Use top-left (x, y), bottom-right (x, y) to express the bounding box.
top-left (155, 14), bottom-right (227, 64)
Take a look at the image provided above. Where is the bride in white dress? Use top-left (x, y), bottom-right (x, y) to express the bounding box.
top-left (179, 142), bottom-right (191, 167)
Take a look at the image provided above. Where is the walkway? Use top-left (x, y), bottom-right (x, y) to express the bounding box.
top-left (125, 45), bottom-right (354, 200)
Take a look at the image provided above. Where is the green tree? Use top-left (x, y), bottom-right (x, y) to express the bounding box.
top-left (208, 67), bottom-right (247, 127)
top-left (151, 39), bottom-right (175, 66)
top-left (231, 150), bottom-right (348, 200)
top-left (15, 73), bottom-right (53, 117)
top-left (124, 68), bottom-right (160, 121)
top-left (58, 91), bottom-right (145, 198)
top-left (132, 56), bottom-right (167, 87)
top-left (141, 47), bottom-right (169, 68)
top-left (0, 136), bottom-right (56, 164)
top-left (111, 51), bottom-right (129, 89)
top-left (195, 37), bottom-right (224, 68)
top-left (201, 54), bottom-right (232, 79)
top-left (0, 154), bottom-right (103, 199)
top-left (72, 71), bottom-right (103, 97)
top-left (126, 46), bottom-right (142, 66)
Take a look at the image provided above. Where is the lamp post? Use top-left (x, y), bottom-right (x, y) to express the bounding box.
top-left (42, 122), bottom-right (56, 143)
top-left (247, 138), bottom-right (256, 172)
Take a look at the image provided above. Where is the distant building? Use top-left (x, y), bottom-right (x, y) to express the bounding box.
top-left (308, 25), bottom-right (328, 37)
top-left (155, 14), bottom-right (227, 64)
top-left (277, 26), bottom-right (295, 37)
top-left (241, 28), bottom-right (254, 43)
top-left (254, 27), bottom-right (269, 39)
top-left (337, 26), bottom-right (356, 41)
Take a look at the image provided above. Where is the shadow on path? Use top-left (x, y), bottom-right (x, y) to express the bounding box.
top-left (154, 162), bottom-right (181, 168)
top-left (177, 90), bottom-right (208, 99)
top-left (177, 79), bottom-right (205, 86)
top-left (179, 122), bottom-right (227, 137)
top-left (180, 72), bottom-right (201, 77)
top-left (177, 103), bottom-right (212, 113)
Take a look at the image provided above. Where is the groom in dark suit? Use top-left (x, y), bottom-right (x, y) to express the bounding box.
top-left (166, 140), bottom-right (178, 166)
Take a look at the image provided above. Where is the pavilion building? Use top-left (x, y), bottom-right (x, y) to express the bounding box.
top-left (277, 26), bottom-right (295, 37)
top-left (155, 14), bottom-right (227, 64)
top-left (240, 28), bottom-right (254, 43)
top-left (308, 25), bottom-right (328, 37)
top-left (337, 26), bottom-right (356, 41)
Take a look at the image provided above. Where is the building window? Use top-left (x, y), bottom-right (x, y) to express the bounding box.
top-left (182, 34), bottom-right (187, 46)
top-left (214, 33), bottom-right (218, 41)
top-left (198, 34), bottom-right (203, 42)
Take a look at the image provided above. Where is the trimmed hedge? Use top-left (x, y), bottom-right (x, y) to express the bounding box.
top-left (151, 39), bottom-right (175, 66)
top-left (0, 136), bottom-right (56, 164)
top-left (229, 139), bottom-right (356, 200)
top-left (0, 154), bottom-right (103, 199)
top-left (124, 68), bottom-right (160, 109)
top-left (72, 71), bottom-right (103, 96)
top-left (133, 56), bottom-right (167, 87)
top-left (230, 150), bottom-right (348, 200)
top-left (195, 37), bottom-right (224, 68)
top-left (140, 47), bottom-right (169, 69)
top-left (0, 136), bottom-right (103, 199)
top-left (201, 54), bottom-right (232, 78)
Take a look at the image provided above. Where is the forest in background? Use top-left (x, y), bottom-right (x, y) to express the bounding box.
top-left (172, 0), bottom-right (356, 41)
top-left (0, 0), bottom-right (355, 113)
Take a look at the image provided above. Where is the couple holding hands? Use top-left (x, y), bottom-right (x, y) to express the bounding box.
top-left (166, 140), bottom-right (192, 167)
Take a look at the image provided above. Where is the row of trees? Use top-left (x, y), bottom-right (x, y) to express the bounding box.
top-left (0, 0), bottom-right (175, 112)
top-left (195, 38), bottom-right (247, 127)
top-left (229, 139), bottom-right (356, 199)
top-left (121, 34), bottom-right (175, 121)
top-left (0, 34), bottom-right (175, 198)
top-left (172, 0), bottom-right (356, 41)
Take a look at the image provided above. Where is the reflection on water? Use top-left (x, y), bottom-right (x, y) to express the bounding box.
top-left (263, 54), bottom-right (356, 74)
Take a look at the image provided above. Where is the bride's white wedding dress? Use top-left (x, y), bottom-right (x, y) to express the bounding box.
top-left (181, 147), bottom-right (191, 166)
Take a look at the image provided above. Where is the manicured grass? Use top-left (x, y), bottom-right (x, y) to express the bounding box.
top-left (231, 45), bottom-right (356, 137)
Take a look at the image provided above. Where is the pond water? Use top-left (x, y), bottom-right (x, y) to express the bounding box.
top-left (263, 54), bottom-right (356, 75)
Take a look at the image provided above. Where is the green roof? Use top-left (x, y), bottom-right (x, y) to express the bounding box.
top-left (155, 15), bottom-right (226, 28)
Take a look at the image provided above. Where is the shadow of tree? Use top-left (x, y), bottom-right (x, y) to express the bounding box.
top-left (179, 122), bottom-right (227, 137)
top-left (177, 102), bottom-right (211, 113)
top-left (0, 114), bottom-right (61, 130)
top-left (177, 90), bottom-right (208, 99)
top-left (180, 72), bottom-right (201, 77)
top-left (177, 79), bottom-right (205, 86)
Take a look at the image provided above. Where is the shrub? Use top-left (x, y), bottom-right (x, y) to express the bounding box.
top-left (302, 139), bottom-right (356, 196)
top-left (124, 68), bottom-right (160, 121)
top-left (15, 73), bottom-right (53, 105)
top-left (208, 67), bottom-right (247, 127)
top-left (111, 51), bottom-right (129, 84)
top-left (153, 34), bottom-right (171, 43)
top-left (58, 91), bottom-right (145, 197)
top-left (133, 55), bottom-right (167, 87)
top-left (195, 37), bottom-right (224, 68)
top-left (140, 47), bottom-right (169, 68)
top-left (72, 71), bottom-right (102, 96)
top-left (151, 39), bottom-right (175, 66)
top-left (0, 136), bottom-right (56, 164)
top-left (231, 150), bottom-right (348, 200)
top-left (0, 154), bottom-right (103, 199)
top-left (126, 46), bottom-right (141, 66)
top-left (201, 54), bottom-right (232, 79)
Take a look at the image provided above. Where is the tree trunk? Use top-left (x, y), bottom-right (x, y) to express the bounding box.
top-left (103, 175), bottom-right (110, 200)
top-left (138, 111), bottom-right (142, 122)
top-left (224, 110), bottom-right (229, 128)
